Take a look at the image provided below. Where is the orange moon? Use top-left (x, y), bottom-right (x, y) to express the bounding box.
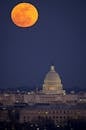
top-left (11, 3), bottom-right (38, 27)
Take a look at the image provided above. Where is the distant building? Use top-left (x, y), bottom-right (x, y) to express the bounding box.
top-left (18, 65), bottom-right (86, 105)
top-left (0, 65), bottom-right (86, 105)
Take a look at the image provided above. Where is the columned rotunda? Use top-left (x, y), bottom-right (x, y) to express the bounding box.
top-left (43, 65), bottom-right (66, 95)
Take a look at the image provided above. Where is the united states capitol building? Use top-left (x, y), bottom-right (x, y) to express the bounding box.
top-left (0, 65), bottom-right (86, 105)
top-left (0, 66), bottom-right (86, 125)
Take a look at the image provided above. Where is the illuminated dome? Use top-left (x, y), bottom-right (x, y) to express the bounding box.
top-left (43, 66), bottom-right (65, 94)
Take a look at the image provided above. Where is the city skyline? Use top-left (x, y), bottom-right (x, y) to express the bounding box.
top-left (0, 0), bottom-right (86, 91)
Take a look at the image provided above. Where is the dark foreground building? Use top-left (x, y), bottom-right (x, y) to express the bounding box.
top-left (0, 103), bottom-right (86, 130)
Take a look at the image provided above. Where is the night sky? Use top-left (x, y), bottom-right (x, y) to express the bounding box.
top-left (0, 0), bottom-right (86, 91)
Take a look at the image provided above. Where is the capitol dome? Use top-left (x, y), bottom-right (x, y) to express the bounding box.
top-left (43, 66), bottom-right (65, 94)
top-left (44, 66), bottom-right (61, 83)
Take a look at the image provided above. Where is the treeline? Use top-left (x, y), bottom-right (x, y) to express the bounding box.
top-left (0, 118), bottom-right (86, 130)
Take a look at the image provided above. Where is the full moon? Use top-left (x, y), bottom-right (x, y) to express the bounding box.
top-left (11, 3), bottom-right (38, 27)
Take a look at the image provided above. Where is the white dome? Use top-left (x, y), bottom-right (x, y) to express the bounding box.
top-left (43, 66), bottom-right (65, 94)
top-left (44, 66), bottom-right (61, 84)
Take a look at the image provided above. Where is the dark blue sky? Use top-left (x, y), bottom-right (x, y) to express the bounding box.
top-left (0, 0), bottom-right (86, 91)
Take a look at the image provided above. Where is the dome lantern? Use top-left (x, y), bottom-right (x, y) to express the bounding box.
top-left (50, 65), bottom-right (55, 71)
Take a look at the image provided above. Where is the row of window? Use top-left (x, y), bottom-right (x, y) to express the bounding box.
top-left (23, 115), bottom-right (74, 122)
top-left (23, 110), bottom-right (75, 114)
